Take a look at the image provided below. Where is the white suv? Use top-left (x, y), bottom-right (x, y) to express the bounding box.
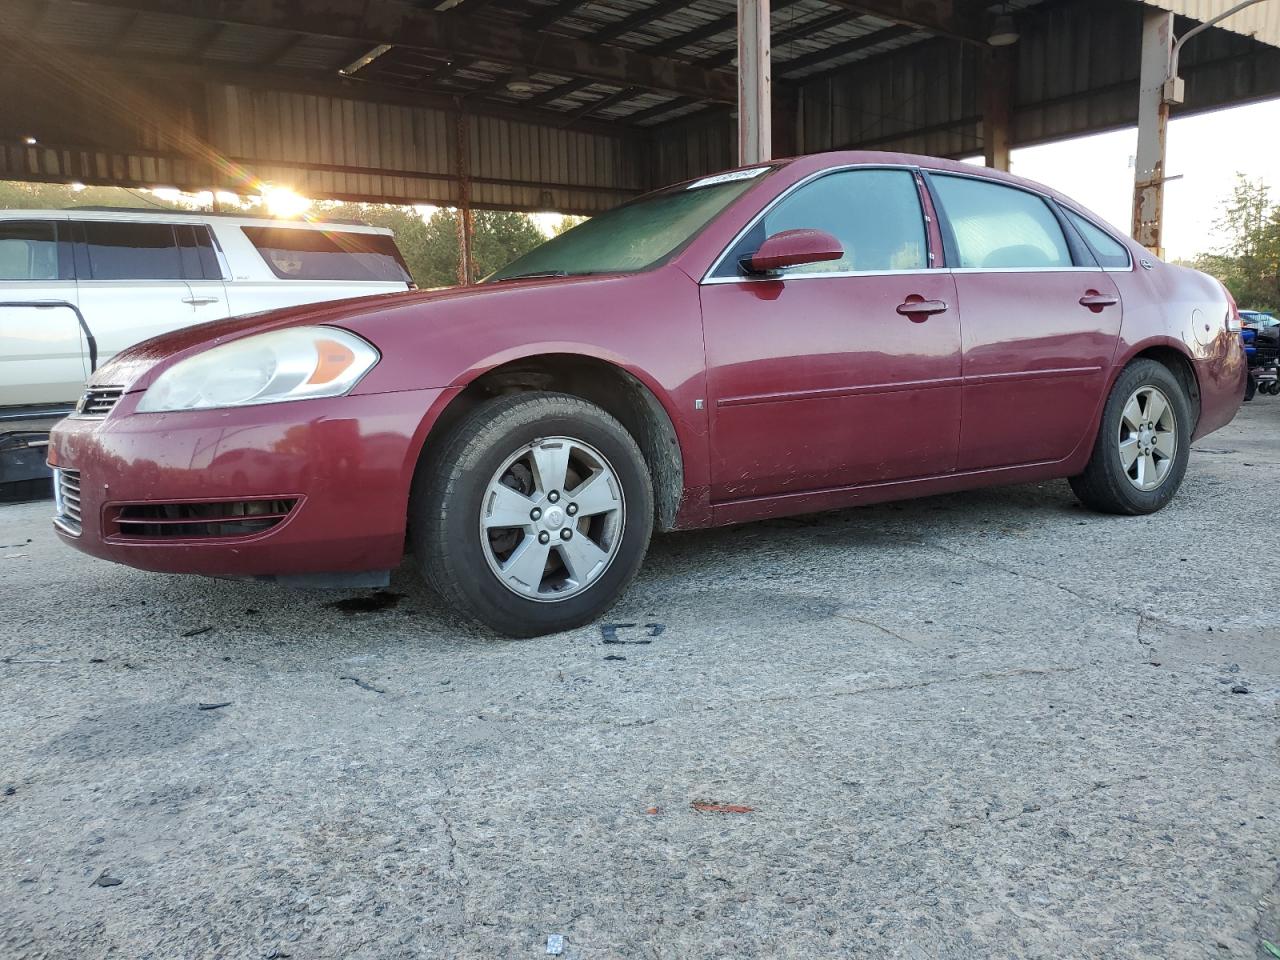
top-left (0, 209), bottom-right (414, 411)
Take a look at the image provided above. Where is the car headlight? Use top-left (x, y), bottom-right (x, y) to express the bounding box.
top-left (136, 326), bottom-right (379, 413)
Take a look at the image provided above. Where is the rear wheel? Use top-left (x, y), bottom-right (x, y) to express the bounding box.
top-left (411, 392), bottom-right (653, 637)
top-left (1069, 359), bottom-right (1192, 515)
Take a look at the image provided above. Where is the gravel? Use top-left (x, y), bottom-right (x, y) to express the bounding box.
top-left (2, 400), bottom-right (1278, 959)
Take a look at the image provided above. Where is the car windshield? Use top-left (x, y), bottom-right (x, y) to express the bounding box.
top-left (485, 168), bottom-right (774, 282)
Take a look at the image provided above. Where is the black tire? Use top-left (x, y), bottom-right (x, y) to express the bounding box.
top-left (1244, 371), bottom-right (1256, 402)
top-left (410, 391), bottom-right (654, 637)
top-left (1069, 359), bottom-right (1192, 516)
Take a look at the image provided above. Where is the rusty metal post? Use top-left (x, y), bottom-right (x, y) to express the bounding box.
top-left (454, 105), bottom-right (474, 285)
top-left (737, 0), bottom-right (771, 165)
top-left (982, 46), bottom-right (1013, 172)
top-left (1132, 8), bottom-right (1174, 257)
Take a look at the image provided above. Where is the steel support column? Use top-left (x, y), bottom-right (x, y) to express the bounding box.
top-left (454, 107), bottom-right (474, 285)
top-left (737, 0), bottom-right (771, 165)
top-left (1132, 8), bottom-right (1174, 257)
top-left (982, 47), bottom-right (1013, 171)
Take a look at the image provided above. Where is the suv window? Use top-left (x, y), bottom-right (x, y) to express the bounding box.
top-left (0, 220), bottom-right (67, 280)
top-left (720, 168), bottom-right (928, 276)
top-left (242, 227), bottom-right (411, 282)
top-left (80, 221), bottom-right (185, 280)
top-left (1064, 210), bottom-right (1131, 269)
top-left (176, 224), bottom-right (224, 280)
top-left (932, 175), bottom-right (1073, 269)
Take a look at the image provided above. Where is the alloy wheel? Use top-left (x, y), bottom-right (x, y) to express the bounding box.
top-left (479, 436), bottom-right (625, 601)
top-left (1118, 385), bottom-right (1177, 491)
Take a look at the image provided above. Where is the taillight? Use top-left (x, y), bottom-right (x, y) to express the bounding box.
top-left (1223, 285), bottom-right (1242, 333)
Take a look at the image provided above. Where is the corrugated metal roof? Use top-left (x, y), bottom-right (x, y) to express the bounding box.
top-left (1141, 0), bottom-right (1280, 48)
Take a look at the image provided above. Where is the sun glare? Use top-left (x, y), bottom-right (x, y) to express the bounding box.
top-left (262, 185), bottom-right (312, 218)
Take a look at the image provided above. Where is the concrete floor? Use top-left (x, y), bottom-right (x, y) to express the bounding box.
top-left (1, 400), bottom-right (1277, 960)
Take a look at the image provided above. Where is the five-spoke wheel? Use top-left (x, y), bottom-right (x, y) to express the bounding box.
top-left (1071, 359), bottom-right (1192, 515)
top-left (412, 392), bottom-right (653, 637)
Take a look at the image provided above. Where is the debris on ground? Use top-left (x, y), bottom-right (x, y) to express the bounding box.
top-left (197, 702), bottom-right (232, 711)
top-left (91, 870), bottom-right (122, 888)
top-left (181, 626), bottom-right (213, 638)
top-left (1262, 941), bottom-right (1280, 959)
top-left (644, 806), bottom-right (660, 815)
top-left (601, 622), bottom-right (663, 644)
top-left (546, 934), bottom-right (565, 955)
top-left (691, 800), bottom-right (755, 814)
top-left (340, 675), bottom-right (386, 694)
top-left (328, 591), bottom-right (405, 614)
top-left (604, 655), bottom-right (627, 662)
top-left (1230, 684), bottom-right (1251, 694)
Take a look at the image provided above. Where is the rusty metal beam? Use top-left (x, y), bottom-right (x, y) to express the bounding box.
top-left (982, 45), bottom-right (1013, 170)
top-left (738, 0), bottom-right (771, 165)
top-left (1133, 7), bottom-right (1174, 256)
top-left (66, 0), bottom-right (738, 103)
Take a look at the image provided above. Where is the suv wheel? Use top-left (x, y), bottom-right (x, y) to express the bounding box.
top-left (1069, 359), bottom-right (1192, 515)
top-left (412, 392), bottom-right (654, 637)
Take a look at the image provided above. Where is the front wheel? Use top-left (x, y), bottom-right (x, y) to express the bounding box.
top-left (411, 392), bottom-right (654, 637)
top-left (1069, 359), bottom-right (1192, 515)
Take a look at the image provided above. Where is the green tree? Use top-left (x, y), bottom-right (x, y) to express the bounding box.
top-left (551, 214), bottom-right (587, 236)
top-left (1191, 174), bottom-right (1280, 313)
top-left (314, 203), bottom-right (550, 287)
top-left (0, 180), bottom-right (184, 210)
top-left (415, 208), bottom-right (549, 287)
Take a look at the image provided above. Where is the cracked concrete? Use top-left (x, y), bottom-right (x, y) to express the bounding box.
top-left (1, 401), bottom-right (1278, 959)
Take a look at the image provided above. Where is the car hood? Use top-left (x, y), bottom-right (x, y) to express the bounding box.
top-left (91, 276), bottom-right (617, 392)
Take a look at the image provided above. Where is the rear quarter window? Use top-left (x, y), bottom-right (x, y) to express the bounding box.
top-left (242, 227), bottom-right (411, 283)
top-left (1064, 210), bottom-right (1132, 269)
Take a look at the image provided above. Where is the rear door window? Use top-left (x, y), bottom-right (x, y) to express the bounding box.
top-left (931, 175), bottom-right (1074, 269)
top-left (176, 224), bottom-right (225, 280)
top-left (241, 227), bottom-right (411, 282)
top-left (80, 221), bottom-right (185, 280)
top-left (0, 220), bottom-right (69, 280)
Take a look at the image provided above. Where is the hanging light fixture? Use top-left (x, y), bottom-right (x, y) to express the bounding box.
top-left (988, 6), bottom-right (1020, 46)
top-left (506, 68), bottom-right (534, 95)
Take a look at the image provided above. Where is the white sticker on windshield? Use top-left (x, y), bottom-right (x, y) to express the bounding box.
top-left (686, 167), bottom-right (769, 190)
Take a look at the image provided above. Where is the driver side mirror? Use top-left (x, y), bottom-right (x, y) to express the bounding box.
top-left (743, 228), bottom-right (843, 275)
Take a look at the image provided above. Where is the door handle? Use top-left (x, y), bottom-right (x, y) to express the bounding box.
top-left (896, 298), bottom-right (948, 321)
top-left (1079, 292), bottom-right (1119, 310)
top-left (182, 296), bottom-right (221, 306)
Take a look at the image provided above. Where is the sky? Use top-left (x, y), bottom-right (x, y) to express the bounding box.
top-left (989, 97), bottom-right (1280, 261)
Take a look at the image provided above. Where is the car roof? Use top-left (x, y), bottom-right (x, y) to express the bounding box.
top-left (0, 207), bottom-right (393, 234)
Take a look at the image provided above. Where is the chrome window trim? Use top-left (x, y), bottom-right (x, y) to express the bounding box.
top-left (700, 163), bottom-right (931, 285)
top-left (703, 267), bottom-right (942, 285)
top-left (948, 266), bottom-right (1103, 274)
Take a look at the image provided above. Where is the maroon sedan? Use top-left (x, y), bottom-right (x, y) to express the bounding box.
top-left (49, 152), bottom-right (1247, 636)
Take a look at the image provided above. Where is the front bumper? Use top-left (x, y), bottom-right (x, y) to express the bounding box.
top-left (48, 387), bottom-right (453, 578)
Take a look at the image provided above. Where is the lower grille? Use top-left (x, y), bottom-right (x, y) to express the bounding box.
top-left (54, 468), bottom-right (82, 534)
top-left (109, 498), bottom-right (298, 539)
